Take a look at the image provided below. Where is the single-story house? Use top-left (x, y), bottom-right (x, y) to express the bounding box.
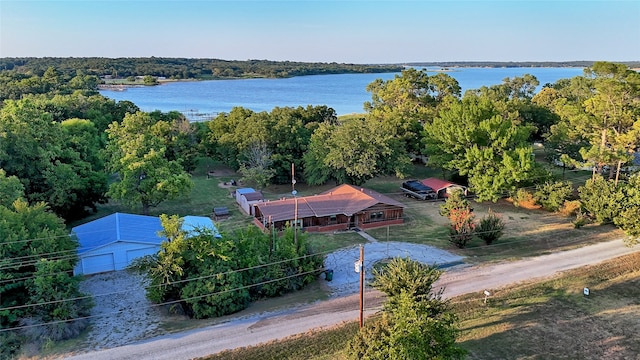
top-left (235, 187), bottom-right (264, 215)
top-left (73, 213), bottom-right (220, 275)
top-left (253, 184), bottom-right (405, 233)
top-left (420, 178), bottom-right (468, 198)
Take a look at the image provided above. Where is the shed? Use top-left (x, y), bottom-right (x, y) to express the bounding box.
top-left (73, 213), bottom-right (220, 275)
top-left (420, 178), bottom-right (468, 198)
top-left (235, 187), bottom-right (264, 215)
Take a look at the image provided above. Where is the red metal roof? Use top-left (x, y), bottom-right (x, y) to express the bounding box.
top-left (420, 178), bottom-right (464, 192)
top-left (255, 184), bottom-right (404, 222)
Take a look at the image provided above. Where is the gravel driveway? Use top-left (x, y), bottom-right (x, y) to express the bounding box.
top-left (78, 271), bottom-right (162, 351)
top-left (324, 240), bottom-right (465, 296)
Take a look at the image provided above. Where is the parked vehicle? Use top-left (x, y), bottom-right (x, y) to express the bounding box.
top-left (401, 180), bottom-right (437, 200)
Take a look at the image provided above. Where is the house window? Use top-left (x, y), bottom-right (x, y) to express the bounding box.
top-left (329, 215), bottom-right (337, 224)
top-left (370, 211), bottom-right (384, 221)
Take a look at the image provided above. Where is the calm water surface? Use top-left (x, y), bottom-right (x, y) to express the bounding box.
top-left (99, 67), bottom-right (585, 119)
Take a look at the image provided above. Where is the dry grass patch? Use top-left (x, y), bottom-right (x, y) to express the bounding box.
top-left (196, 252), bottom-right (640, 360)
top-left (454, 252), bottom-right (640, 359)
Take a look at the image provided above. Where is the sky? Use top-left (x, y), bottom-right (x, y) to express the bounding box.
top-left (1, 0), bottom-right (639, 63)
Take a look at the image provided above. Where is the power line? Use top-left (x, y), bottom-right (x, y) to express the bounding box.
top-left (0, 249), bottom-right (332, 312)
top-left (0, 265), bottom-right (327, 333)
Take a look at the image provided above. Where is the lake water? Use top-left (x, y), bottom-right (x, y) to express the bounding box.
top-left (99, 67), bottom-right (586, 120)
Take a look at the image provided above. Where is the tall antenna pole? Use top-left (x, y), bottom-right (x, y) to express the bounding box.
top-left (291, 163), bottom-right (298, 246)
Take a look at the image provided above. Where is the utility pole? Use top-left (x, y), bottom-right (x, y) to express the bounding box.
top-left (359, 244), bottom-right (364, 328)
top-left (291, 163), bottom-right (298, 247)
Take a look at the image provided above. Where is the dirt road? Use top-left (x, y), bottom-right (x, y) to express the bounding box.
top-left (62, 239), bottom-right (636, 360)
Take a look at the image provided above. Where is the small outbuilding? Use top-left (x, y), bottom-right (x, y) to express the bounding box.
top-left (235, 187), bottom-right (264, 215)
top-left (73, 213), bottom-right (220, 275)
top-left (420, 178), bottom-right (468, 198)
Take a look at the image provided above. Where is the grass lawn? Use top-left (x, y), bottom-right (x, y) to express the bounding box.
top-left (68, 158), bottom-right (253, 230)
top-left (200, 252), bottom-right (640, 360)
top-left (362, 169), bottom-right (623, 263)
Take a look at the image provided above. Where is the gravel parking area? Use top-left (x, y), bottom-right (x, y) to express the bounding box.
top-left (78, 271), bottom-right (163, 351)
top-left (323, 240), bottom-right (465, 297)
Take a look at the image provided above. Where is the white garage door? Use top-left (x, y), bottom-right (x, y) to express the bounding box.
top-left (81, 253), bottom-right (115, 275)
top-left (126, 246), bottom-right (159, 264)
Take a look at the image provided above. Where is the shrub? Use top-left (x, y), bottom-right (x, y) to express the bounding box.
top-left (534, 180), bottom-right (574, 212)
top-left (578, 175), bottom-right (624, 224)
top-left (476, 210), bottom-right (505, 245)
top-left (346, 258), bottom-right (465, 360)
top-left (448, 208), bottom-right (475, 248)
top-left (573, 210), bottom-right (589, 229)
top-left (510, 188), bottom-right (539, 209)
top-left (439, 189), bottom-right (470, 219)
top-left (559, 200), bottom-right (582, 217)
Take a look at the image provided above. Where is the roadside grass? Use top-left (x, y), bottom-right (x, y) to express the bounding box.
top-left (202, 322), bottom-right (358, 360)
top-left (454, 251), bottom-right (640, 359)
top-left (156, 280), bottom-right (334, 336)
top-left (198, 252), bottom-right (640, 360)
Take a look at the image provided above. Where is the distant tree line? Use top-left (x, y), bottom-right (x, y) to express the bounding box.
top-left (0, 57), bottom-right (403, 80)
top-left (405, 61), bottom-right (640, 69)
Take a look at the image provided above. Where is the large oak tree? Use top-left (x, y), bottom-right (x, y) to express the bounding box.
top-left (104, 112), bottom-right (193, 215)
top-left (424, 97), bottom-right (539, 201)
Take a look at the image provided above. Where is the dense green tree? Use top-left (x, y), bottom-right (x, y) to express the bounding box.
top-left (364, 68), bottom-right (460, 156)
top-left (22, 92), bottom-right (138, 133)
top-left (304, 117), bottom-right (411, 185)
top-left (144, 218), bottom-right (322, 318)
top-left (149, 110), bottom-right (200, 172)
top-left (468, 74), bottom-right (559, 142)
top-left (207, 107), bottom-right (262, 170)
top-left (206, 105), bottom-right (335, 184)
top-left (0, 199), bottom-right (89, 356)
top-left (534, 180), bottom-right (574, 212)
top-left (265, 106), bottom-right (336, 184)
top-left (578, 174), bottom-right (624, 224)
top-left (424, 97), bottom-right (538, 201)
top-left (104, 112), bottom-right (193, 215)
top-left (0, 100), bottom-right (108, 219)
top-left (347, 258), bottom-right (464, 360)
top-left (544, 63), bottom-right (640, 181)
top-left (0, 169), bottom-right (24, 207)
top-left (143, 75), bottom-right (158, 85)
top-left (613, 173), bottom-right (640, 244)
top-left (0, 57), bottom-right (402, 82)
top-left (476, 209), bottom-right (505, 245)
top-left (582, 62), bottom-right (640, 181)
